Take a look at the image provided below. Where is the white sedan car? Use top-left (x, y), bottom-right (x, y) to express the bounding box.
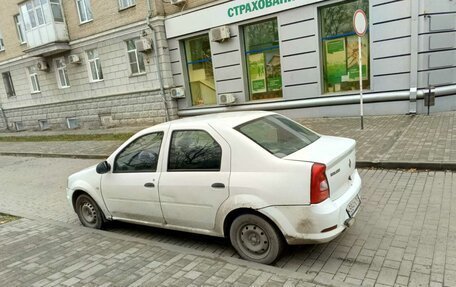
top-left (67, 111), bottom-right (361, 264)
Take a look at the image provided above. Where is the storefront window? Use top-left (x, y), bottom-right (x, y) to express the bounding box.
top-left (320, 0), bottom-right (370, 93)
top-left (244, 19), bottom-right (282, 101)
top-left (184, 35), bottom-right (216, 106)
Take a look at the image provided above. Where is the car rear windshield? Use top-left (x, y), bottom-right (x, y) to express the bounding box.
top-left (235, 115), bottom-right (320, 158)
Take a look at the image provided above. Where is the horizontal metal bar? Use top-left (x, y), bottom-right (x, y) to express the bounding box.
top-left (177, 85), bottom-right (456, 117)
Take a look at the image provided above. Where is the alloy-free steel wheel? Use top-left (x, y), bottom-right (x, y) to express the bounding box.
top-left (230, 214), bottom-right (284, 264)
top-left (75, 194), bottom-right (104, 229)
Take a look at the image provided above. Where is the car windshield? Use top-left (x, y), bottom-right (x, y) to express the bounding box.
top-left (235, 115), bottom-right (320, 158)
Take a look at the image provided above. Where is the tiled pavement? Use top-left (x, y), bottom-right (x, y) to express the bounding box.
top-left (0, 219), bottom-right (330, 287)
top-left (1, 112), bottom-right (455, 286)
top-left (298, 112), bottom-right (456, 165)
top-left (0, 112), bottom-right (455, 168)
top-left (1, 155), bottom-right (455, 286)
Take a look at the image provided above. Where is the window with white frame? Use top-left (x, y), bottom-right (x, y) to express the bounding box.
top-left (14, 15), bottom-right (26, 44)
top-left (50, 0), bottom-right (64, 22)
top-left (76, 0), bottom-right (93, 23)
top-left (22, 0), bottom-right (47, 30)
top-left (126, 39), bottom-right (145, 75)
top-left (55, 57), bottom-right (70, 88)
top-left (0, 31), bottom-right (4, 51)
top-left (119, 0), bottom-right (135, 10)
top-left (86, 49), bottom-right (103, 81)
top-left (27, 66), bottom-right (40, 93)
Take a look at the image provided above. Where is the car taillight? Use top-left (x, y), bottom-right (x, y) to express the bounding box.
top-left (310, 163), bottom-right (330, 204)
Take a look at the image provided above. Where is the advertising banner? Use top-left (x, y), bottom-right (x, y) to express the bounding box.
top-left (325, 38), bottom-right (347, 88)
top-left (248, 53), bottom-right (267, 94)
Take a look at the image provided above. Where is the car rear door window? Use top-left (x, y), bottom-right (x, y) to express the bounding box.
top-left (114, 132), bottom-right (163, 172)
top-left (236, 115), bottom-right (320, 158)
top-left (168, 130), bottom-right (222, 171)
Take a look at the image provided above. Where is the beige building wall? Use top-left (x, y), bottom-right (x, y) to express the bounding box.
top-left (163, 0), bottom-right (218, 15)
top-left (63, 0), bottom-right (150, 41)
top-left (0, 0), bottom-right (28, 62)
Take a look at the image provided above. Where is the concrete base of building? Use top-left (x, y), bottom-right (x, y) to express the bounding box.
top-left (0, 91), bottom-right (177, 131)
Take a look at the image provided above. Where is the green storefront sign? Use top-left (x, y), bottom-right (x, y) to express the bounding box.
top-left (227, 0), bottom-right (296, 17)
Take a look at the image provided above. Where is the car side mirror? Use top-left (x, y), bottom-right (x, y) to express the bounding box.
top-left (96, 161), bottom-right (111, 174)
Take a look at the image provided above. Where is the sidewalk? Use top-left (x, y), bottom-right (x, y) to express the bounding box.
top-left (0, 112), bottom-right (455, 170)
top-left (0, 218), bottom-right (338, 287)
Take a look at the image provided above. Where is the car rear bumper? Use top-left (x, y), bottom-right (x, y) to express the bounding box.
top-left (259, 169), bottom-right (362, 245)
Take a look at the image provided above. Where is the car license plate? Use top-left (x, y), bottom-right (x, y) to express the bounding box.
top-left (346, 195), bottom-right (361, 218)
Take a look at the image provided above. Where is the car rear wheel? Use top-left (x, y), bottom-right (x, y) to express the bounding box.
top-left (75, 194), bottom-right (104, 229)
top-left (229, 214), bottom-right (284, 264)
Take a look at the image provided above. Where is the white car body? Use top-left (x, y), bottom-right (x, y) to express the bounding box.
top-left (67, 111), bottom-right (361, 262)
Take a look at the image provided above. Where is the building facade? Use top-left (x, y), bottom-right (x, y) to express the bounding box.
top-left (165, 0), bottom-right (456, 118)
top-left (0, 0), bottom-right (177, 131)
top-left (0, 0), bottom-right (455, 131)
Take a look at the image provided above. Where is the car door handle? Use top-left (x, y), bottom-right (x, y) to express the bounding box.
top-left (144, 182), bottom-right (155, 188)
top-left (211, 183), bottom-right (225, 189)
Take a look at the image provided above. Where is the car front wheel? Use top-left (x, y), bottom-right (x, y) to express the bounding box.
top-left (229, 214), bottom-right (284, 264)
top-left (75, 194), bottom-right (104, 229)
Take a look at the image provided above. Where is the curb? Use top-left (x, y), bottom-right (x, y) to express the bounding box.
top-left (357, 160), bottom-right (456, 171)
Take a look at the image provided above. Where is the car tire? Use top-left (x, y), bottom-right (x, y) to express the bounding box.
top-left (229, 214), bottom-right (284, 264)
top-left (75, 194), bottom-right (105, 229)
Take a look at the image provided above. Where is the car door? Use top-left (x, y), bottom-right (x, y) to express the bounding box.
top-left (159, 126), bottom-right (230, 231)
top-left (100, 132), bottom-right (165, 223)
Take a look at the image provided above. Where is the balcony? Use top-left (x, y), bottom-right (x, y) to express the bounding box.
top-left (19, 0), bottom-right (70, 57)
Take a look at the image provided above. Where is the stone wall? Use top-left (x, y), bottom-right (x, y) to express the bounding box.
top-left (2, 90), bottom-right (177, 131)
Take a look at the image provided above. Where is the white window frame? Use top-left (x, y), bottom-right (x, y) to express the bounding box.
top-left (86, 49), bottom-right (103, 82)
top-left (27, 66), bottom-right (41, 93)
top-left (50, 0), bottom-right (64, 22)
top-left (126, 39), bottom-right (146, 75)
top-left (55, 57), bottom-right (70, 88)
top-left (118, 0), bottom-right (136, 10)
top-left (14, 15), bottom-right (27, 44)
top-left (76, 0), bottom-right (93, 24)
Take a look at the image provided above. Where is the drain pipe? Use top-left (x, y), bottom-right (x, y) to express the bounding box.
top-left (146, 0), bottom-right (170, 122)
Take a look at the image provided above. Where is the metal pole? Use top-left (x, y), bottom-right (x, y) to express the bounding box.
top-left (146, 0), bottom-right (170, 122)
top-left (358, 36), bottom-right (364, 130)
top-left (427, 86), bottom-right (431, 116)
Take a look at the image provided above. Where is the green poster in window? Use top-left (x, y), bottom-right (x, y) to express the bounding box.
top-left (248, 53), bottom-right (267, 93)
top-left (325, 38), bottom-right (347, 86)
top-left (268, 77), bottom-right (282, 91)
top-left (346, 36), bottom-right (369, 80)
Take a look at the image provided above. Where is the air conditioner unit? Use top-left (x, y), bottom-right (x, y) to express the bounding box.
top-left (170, 87), bottom-right (185, 99)
top-left (68, 54), bottom-right (81, 64)
top-left (135, 38), bottom-right (152, 53)
top-left (211, 26), bottom-right (231, 43)
top-left (36, 60), bottom-right (48, 71)
top-left (217, 93), bottom-right (236, 105)
top-left (170, 0), bottom-right (186, 5)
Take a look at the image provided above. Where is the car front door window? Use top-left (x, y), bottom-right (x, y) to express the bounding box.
top-left (114, 132), bottom-right (163, 173)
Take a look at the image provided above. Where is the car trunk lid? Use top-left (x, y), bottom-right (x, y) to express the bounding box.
top-left (284, 135), bottom-right (356, 201)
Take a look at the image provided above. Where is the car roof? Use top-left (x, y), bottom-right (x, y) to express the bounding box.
top-left (146, 111), bottom-right (277, 132)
